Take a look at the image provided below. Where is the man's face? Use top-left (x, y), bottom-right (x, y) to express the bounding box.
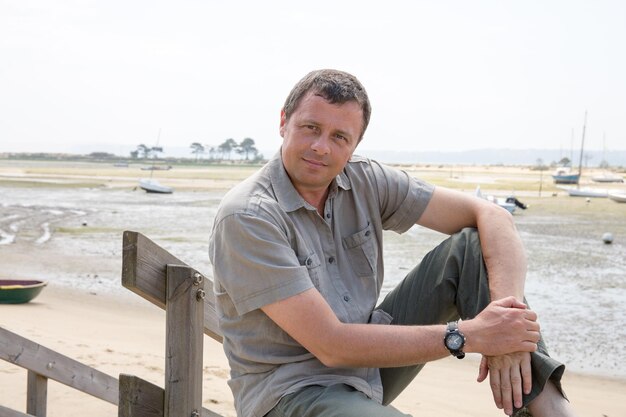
top-left (280, 92), bottom-right (363, 197)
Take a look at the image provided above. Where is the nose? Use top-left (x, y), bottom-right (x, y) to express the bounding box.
top-left (310, 135), bottom-right (331, 155)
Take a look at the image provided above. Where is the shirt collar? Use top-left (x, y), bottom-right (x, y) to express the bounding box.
top-left (269, 150), bottom-right (352, 213)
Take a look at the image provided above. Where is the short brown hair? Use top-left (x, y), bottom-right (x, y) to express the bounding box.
top-left (282, 69), bottom-right (372, 141)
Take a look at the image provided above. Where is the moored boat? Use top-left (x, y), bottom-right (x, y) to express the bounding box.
top-left (0, 280), bottom-right (47, 304)
top-left (592, 174), bottom-right (624, 183)
top-left (608, 191), bottom-right (626, 203)
top-left (139, 178), bottom-right (174, 194)
top-left (552, 168), bottom-right (580, 185)
top-left (554, 112), bottom-right (588, 185)
top-left (559, 186), bottom-right (609, 198)
top-left (474, 186), bottom-right (521, 213)
top-left (140, 165), bottom-right (172, 171)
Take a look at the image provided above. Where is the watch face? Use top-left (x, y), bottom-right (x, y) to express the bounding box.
top-left (446, 333), bottom-right (463, 350)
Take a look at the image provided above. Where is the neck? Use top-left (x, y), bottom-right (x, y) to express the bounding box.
top-left (298, 187), bottom-right (329, 216)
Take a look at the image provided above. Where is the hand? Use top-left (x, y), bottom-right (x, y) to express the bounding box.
top-left (461, 296), bottom-right (540, 356)
top-left (477, 352), bottom-right (532, 416)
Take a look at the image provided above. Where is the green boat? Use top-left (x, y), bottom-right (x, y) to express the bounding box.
top-left (0, 280), bottom-right (47, 304)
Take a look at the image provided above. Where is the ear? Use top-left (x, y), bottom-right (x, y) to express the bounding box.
top-left (279, 109), bottom-right (286, 138)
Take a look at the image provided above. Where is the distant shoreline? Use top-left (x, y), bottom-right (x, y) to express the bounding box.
top-left (3, 147), bottom-right (626, 168)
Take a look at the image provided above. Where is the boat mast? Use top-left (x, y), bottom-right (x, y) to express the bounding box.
top-left (577, 111), bottom-right (587, 184)
top-left (149, 128), bottom-right (162, 180)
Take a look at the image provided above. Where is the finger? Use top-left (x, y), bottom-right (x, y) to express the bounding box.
top-left (500, 368), bottom-right (513, 416)
top-left (511, 365), bottom-right (523, 409)
top-left (477, 356), bottom-right (489, 382)
top-left (495, 296), bottom-right (527, 309)
top-left (525, 320), bottom-right (540, 333)
top-left (527, 330), bottom-right (541, 344)
top-left (490, 369), bottom-right (503, 409)
top-left (521, 354), bottom-right (533, 395)
top-left (524, 309), bottom-right (537, 321)
top-left (520, 340), bottom-right (539, 353)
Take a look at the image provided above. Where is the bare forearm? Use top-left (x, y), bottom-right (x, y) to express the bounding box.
top-left (263, 288), bottom-right (538, 370)
top-left (319, 323), bottom-right (449, 368)
top-left (313, 298), bottom-right (539, 369)
top-left (476, 206), bottom-right (527, 301)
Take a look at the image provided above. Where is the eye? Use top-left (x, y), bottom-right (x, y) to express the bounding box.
top-left (334, 133), bottom-right (348, 142)
top-left (304, 124), bottom-right (319, 132)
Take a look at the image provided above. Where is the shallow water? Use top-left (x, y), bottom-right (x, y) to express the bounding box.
top-left (1, 185), bottom-right (625, 379)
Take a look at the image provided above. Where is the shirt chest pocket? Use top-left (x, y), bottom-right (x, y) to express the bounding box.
top-left (342, 223), bottom-right (377, 278)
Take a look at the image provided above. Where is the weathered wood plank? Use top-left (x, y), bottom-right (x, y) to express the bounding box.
top-left (0, 327), bottom-right (118, 405)
top-left (165, 265), bottom-right (204, 417)
top-left (26, 371), bottom-right (47, 417)
top-left (118, 375), bottom-right (223, 417)
top-left (0, 405), bottom-right (33, 417)
top-left (121, 231), bottom-right (223, 343)
top-left (118, 374), bottom-right (164, 417)
top-left (122, 231), bottom-right (181, 310)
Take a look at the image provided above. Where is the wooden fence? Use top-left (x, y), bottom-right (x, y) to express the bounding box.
top-left (0, 230), bottom-right (228, 417)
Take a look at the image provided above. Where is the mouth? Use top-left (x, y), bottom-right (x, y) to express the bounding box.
top-left (302, 157), bottom-right (327, 167)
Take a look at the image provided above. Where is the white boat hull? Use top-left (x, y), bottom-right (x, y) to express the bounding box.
top-left (592, 175), bottom-right (624, 183)
top-left (608, 192), bottom-right (626, 203)
top-left (139, 179), bottom-right (173, 194)
top-left (559, 186), bottom-right (608, 198)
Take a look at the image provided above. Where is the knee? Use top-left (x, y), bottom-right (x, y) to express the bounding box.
top-left (452, 227), bottom-right (481, 252)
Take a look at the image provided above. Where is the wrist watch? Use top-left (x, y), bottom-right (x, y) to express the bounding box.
top-left (444, 321), bottom-right (466, 359)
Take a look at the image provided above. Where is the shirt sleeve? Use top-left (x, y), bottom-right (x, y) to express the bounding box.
top-left (369, 160), bottom-right (435, 233)
top-left (210, 211), bottom-right (314, 316)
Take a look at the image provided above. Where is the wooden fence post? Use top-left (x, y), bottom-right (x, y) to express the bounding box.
top-left (26, 371), bottom-right (47, 417)
top-left (165, 265), bottom-right (205, 417)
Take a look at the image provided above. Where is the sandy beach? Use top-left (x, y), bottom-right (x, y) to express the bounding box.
top-left (1, 159), bottom-right (625, 416)
top-left (2, 286), bottom-right (625, 417)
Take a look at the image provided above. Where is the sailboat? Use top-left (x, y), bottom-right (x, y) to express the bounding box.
top-left (552, 128), bottom-right (579, 184)
top-left (138, 129), bottom-right (174, 194)
top-left (558, 112), bottom-right (609, 198)
top-left (592, 133), bottom-right (624, 183)
top-left (551, 167), bottom-right (579, 184)
top-left (553, 115), bottom-right (586, 185)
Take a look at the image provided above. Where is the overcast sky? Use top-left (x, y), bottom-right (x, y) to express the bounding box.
top-left (2, 0), bottom-right (625, 156)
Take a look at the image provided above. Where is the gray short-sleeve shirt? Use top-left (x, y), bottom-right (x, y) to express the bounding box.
top-left (209, 152), bottom-right (434, 417)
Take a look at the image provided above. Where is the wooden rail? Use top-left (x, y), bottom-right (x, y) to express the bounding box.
top-left (119, 375), bottom-right (223, 417)
top-left (121, 230), bottom-right (223, 343)
top-left (0, 230), bottom-right (229, 417)
top-left (119, 231), bottom-right (226, 417)
top-left (0, 326), bottom-right (119, 416)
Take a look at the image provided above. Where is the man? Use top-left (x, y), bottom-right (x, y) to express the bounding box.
top-left (209, 69), bottom-right (575, 417)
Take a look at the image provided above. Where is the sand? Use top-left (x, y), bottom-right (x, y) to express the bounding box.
top-left (1, 285), bottom-right (625, 417)
top-left (1, 159), bottom-right (625, 416)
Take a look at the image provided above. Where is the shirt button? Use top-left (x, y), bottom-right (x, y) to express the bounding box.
top-left (365, 231), bottom-right (371, 237)
top-left (326, 212), bottom-right (331, 219)
top-left (328, 256), bottom-right (335, 264)
top-left (343, 295), bottom-right (350, 302)
top-left (305, 258), bottom-right (312, 266)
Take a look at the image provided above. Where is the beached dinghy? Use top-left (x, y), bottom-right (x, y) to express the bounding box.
top-left (474, 186), bottom-right (521, 213)
top-left (139, 178), bottom-right (174, 194)
top-left (559, 186), bottom-right (609, 198)
top-left (592, 173), bottom-right (623, 183)
top-left (608, 191), bottom-right (626, 203)
top-left (0, 280), bottom-right (47, 304)
top-left (137, 128), bottom-right (175, 194)
top-left (552, 168), bottom-right (580, 185)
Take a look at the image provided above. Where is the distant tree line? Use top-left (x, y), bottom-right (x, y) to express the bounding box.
top-left (130, 144), bottom-right (163, 160)
top-left (189, 137), bottom-right (262, 162)
top-left (127, 138), bottom-right (262, 163)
